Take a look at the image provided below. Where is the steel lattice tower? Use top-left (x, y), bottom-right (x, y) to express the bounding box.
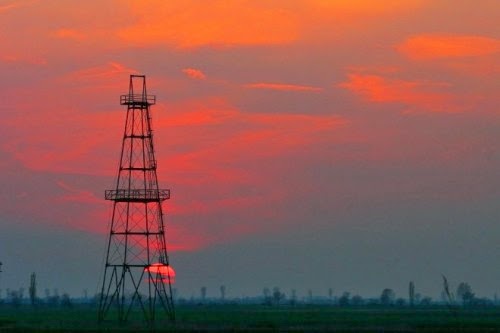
top-left (98, 75), bottom-right (175, 322)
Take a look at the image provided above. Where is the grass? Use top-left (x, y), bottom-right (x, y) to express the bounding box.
top-left (0, 304), bottom-right (499, 332)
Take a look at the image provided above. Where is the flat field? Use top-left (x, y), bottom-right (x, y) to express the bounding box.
top-left (0, 304), bottom-right (499, 332)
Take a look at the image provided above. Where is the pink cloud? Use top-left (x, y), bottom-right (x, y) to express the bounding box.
top-left (182, 68), bottom-right (206, 80)
top-left (245, 82), bottom-right (323, 92)
top-left (0, 54), bottom-right (47, 65)
top-left (339, 73), bottom-right (463, 113)
top-left (55, 180), bottom-right (101, 205)
top-left (67, 62), bottom-right (137, 81)
top-left (57, 62), bottom-right (139, 96)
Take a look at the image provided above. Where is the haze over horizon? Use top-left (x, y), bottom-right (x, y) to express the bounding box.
top-left (0, 0), bottom-right (499, 300)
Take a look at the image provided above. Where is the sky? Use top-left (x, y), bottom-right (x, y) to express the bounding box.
top-left (0, 0), bottom-right (499, 300)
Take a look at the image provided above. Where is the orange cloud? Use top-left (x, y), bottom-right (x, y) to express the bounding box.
top-left (52, 28), bottom-right (86, 41)
top-left (117, 1), bottom-right (298, 48)
top-left (245, 82), bottom-right (323, 92)
top-left (339, 74), bottom-right (461, 113)
top-left (0, 0), bottom-right (430, 57)
top-left (398, 34), bottom-right (500, 60)
top-left (114, 0), bottom-right (430, 48)
top-left (310, 0), bottom-right (425, 16)
top-left (182, 68), bottom-right (206, 80)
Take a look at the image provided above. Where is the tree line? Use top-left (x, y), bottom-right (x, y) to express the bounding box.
top-left (0, 274), bottom-right (497, 308)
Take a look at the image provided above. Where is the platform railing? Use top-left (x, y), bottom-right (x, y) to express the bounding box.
top-left (120, 94), bottom-right (156, 105)
top-left (105, 189), bottom-right (170, 201)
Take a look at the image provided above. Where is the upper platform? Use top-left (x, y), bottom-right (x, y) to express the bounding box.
top-left (105, 189), bottom-right (170, 202)
top-left (120, 94), bottom-right (156, 106)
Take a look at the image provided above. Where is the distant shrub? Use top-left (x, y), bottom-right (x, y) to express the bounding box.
top-left (61, 293), bottom-right (72, 308)
top-left (339, 292), bottom-right (350, 307)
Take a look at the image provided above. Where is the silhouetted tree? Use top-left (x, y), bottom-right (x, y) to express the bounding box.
top-left (380, 288), bottom-right (395, 306)
top-left (29, 272), bottom-right (37, 306)
top-left (441, 275), bottom-right (458, 317)
top-left (220, 285), bottom-right (226, 301)
top-left (338, 292), bottom-right (350, 307)
top-left (307, 289), bottom-right (313, 303)
top-left (457, 282), bottom-right (474, 306)
top-left (61, 293), bottom-right (72, 308)
top-left (442, 275), bottom-right (455, 305)
top-left (200, 286), bottom-right (207, 302)
top-left (328, 288), bottom-right (333, 302)
top-left (272, 287), bottom-right (285, 305)
top-left (409, 281), bottom-right (415, 307)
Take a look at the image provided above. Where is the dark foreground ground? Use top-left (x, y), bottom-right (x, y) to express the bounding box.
top-left (1, 304), bottom-right (499, 332)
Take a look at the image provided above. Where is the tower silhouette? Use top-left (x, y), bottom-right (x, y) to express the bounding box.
top-left (98, 75), bottom-right (175, 322)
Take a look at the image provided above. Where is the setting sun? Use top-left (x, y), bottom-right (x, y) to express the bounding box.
top-left (145, 263), bottom-right (176, 284)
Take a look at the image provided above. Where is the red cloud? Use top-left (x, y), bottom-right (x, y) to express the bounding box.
top-left (182, 68), bottom-right (206, 80)
top-left (150, 98), bottom-right (347, 248)
top-left (398, 34), bottom-right (500, 60)
top-left (245, 82), bottom-right (323, 92)
top-left (2, 101), bottom-right (123, 176)
top-left (2, 88), bottom-right (346, 250)
top-left (339, 74), bottom-right (461, 113)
